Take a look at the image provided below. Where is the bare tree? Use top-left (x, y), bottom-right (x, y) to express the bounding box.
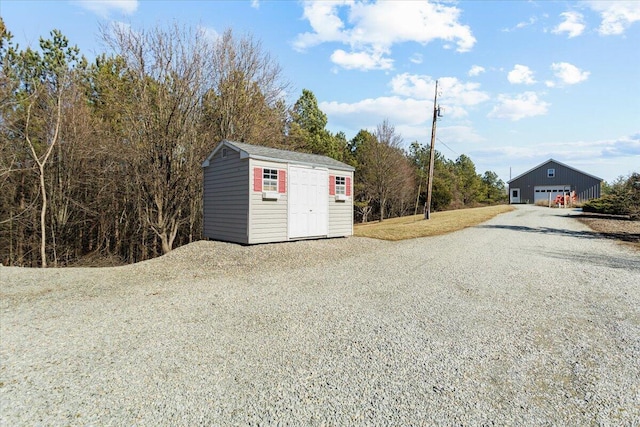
top-left (102, 23), bottom-right (215, 254)
top-left (359, 119), bottom-right (408, 221)
top-left (203, 28), bottom-right (289, 146)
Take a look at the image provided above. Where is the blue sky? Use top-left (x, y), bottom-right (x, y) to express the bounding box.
top-left (2, 0), bottom-right (639, 184)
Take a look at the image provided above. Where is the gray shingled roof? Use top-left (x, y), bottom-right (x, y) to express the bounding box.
top-left (220, 140), bottom-right (355, 171)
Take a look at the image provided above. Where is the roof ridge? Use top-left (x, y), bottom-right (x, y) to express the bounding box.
top-left (203, 140), bottom-right (354, 171)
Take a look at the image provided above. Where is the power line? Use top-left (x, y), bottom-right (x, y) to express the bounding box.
top-left (436, 137), bottom-right (458, 157)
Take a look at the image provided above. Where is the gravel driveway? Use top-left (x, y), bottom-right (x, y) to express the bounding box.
top-left (1, 205), bottom-right (639, 426)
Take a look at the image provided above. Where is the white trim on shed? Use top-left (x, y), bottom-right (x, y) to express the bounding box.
top-left (202, 140), bottom-right (355, 245)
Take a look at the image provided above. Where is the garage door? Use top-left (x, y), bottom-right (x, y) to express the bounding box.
top-left (534, 185), bottom-right (571, 203)
top-left (288, 166), bottom-right (328, 239)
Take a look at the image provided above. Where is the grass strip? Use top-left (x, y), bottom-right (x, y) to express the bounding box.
top-left (354, 205), bottom-right (515, 241)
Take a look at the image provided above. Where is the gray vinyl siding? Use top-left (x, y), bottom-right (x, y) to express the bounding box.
top-left (203, 149), bottom-right (249, 244)
top-left (509, 160), bottom-right (601, 204)
top-left (328, 170), bottom-right (354, 237)
top-left (248, 159), bottom-right (288, 244)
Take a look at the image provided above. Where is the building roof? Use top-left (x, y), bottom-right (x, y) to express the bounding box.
top-left (202, 140), bottom-right (355, 172)
top-left (507, 158), bottom-right (603, 183)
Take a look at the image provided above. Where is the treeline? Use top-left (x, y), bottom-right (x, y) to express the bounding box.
top-left (0, 20), bottom-right (506, 267)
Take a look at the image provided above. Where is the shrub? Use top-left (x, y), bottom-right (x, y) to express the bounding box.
top-left (582, 195), bottom-right (625, 215)
top-left (619, 172), bottom-right (640, 220)
top-left (582, 173), bottom-right (640, 219)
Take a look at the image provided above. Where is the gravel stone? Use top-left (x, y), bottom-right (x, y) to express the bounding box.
top-left (1, 205), bottom-right (639, 425)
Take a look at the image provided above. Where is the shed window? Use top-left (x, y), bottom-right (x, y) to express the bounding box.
top-left (263, 169), bottom-right (278, 192)
top-left (329, 175), bottom-right (352, 196)
top-left (335, 176), bottom-right (346, 195)
top-left (547, 168), bottom-right (555, 178)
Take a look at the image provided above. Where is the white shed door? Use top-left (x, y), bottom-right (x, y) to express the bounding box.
top-left (288, 166), bottom-right (328, 239)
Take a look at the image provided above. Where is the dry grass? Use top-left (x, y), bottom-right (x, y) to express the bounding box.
top-left (354, 205), bottom-right (515, 241)
top-left (576, 213), bottom-right (640, 250)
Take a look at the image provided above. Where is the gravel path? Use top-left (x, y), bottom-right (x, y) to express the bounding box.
top-left (1, 205), bottom-right (639, 426)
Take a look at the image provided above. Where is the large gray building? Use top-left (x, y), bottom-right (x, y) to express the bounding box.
top-left (202, 140), bottom-right (355, 244)
top-left (508, 159), bottom-right (602, 204)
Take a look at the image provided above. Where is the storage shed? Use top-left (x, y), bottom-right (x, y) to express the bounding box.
top-left (202, 140), bottom-right (355, 244)
top-left (508, 158), bottom-right (602, 204)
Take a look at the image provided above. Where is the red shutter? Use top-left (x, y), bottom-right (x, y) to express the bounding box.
top-left (253, 167), bottom-right (262, 192)
top-left (329, 175), bottom-right (335, 195)
top-left (346, 176), bottom-right (351, 196)
top-left (278, 170), bottom-right (286, 193)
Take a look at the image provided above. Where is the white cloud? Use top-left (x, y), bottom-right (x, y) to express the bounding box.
top-left (389, 74), bottom-right (489, 119)
top-left (319, 95), bottom-right (487, 147)
top-left (293, 0), bottom-right (476, 71)
top-left (439, 125), bottom-right (486, 144)
top-left (502, 16), bottom-right (537, 32)
top-left (410, 53), bottom-right (423, 64)
top-left (550, 62), bottom-right (590, 85)
top-left (488, 92), bottom-right (550, 121)
top-left (552, 11), bottom-right (586, 38)
top-left (507, 65), bottom-right (536, 85)
top-left (438, 77), bottom-right (491, 106)
top-left (322, 97), bottom-right (426, 124)
top-left (330, 49), bottom-right (393, 71)
top-left (74, 0), bottom-right (138, 17)
top-left (439, 105), bottom-right (469, 119)
top-left (251, 0), bottom-right (260, 9)
top-left (107, 20), bottom-right (136, 39)
top-left (587, 1), bottom-right (640, 35)
top-left (321, 96), bottom-right (430, 132)
top-left (294, 1), bottom-right (347, 49)
top-left (198, 26), bottom-right (219, 43)
top-left (318, 74), bottom-right (488, 131)
top-left (481, 134), bottom-right (640, 164)
top-left (468, 65), bottom-right (485, 77)
top-left (517, 17), bottom-right (537, 29)
top-left (600, 133), bottom-right (640, 157)
top-left (390, 73), bottom-right (435, 99)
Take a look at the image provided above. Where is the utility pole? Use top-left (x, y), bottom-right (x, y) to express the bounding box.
top-left (424, 80), bottom-right (440, 219)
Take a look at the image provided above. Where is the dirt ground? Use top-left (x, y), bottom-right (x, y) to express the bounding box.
top-left (576, 212), bottom-right (640, 250)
